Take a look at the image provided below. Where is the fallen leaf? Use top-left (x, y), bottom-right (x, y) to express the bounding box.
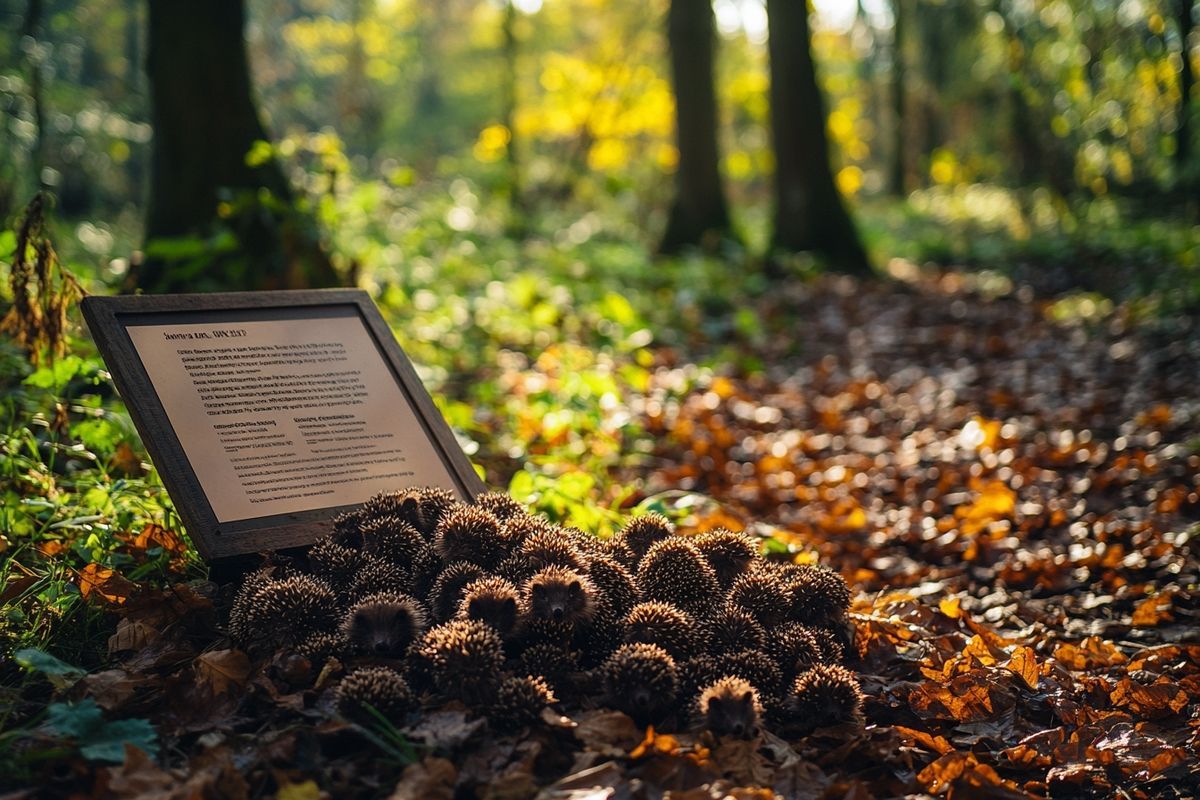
top-left (1006, 646), bottom-right (1039, 690)
top-left (78, 563), bottom-right (138, 605)
top-left (194, 649), bottom-right (251, 696)
top-left (390, 757), bottom-right (456, 800)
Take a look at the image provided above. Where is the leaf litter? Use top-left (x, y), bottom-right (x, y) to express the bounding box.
top-left (4, 272), bottom-right (1199, 798)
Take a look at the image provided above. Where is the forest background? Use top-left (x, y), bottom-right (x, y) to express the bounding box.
top-left (1, 0), bottom-right (1199, 796)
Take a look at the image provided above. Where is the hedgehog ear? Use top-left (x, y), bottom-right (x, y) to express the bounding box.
top-left (531, 583), bottom-right (545, 598)
top-left (503, 597), bottom-right (517, 613)
top-left (467, 598), bottom-right (481, 617)
top-left (740, 690), bottom-right (753, 704)
top-left (568, 579), bottom-right (582, 596)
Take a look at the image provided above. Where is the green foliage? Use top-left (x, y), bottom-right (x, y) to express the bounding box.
top-left (45, 699), bottom-right (158, 763)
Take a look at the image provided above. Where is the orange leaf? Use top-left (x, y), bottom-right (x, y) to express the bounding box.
top-left (1007, 646), bottom-right (1040, 690)
top-left (1131, 594), bottom-right (1173, 628)
top-left (629, 725), bottom-right (680, 758)
top-left (939, 596), bottom-right (962, 619)
top-left (132, 523), bottom-right (188, 555)
top-left (77, 563), bottom-right (138, 605)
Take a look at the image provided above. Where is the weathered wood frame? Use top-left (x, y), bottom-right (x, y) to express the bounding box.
top-left (82, 290), bottom-right (486, 560)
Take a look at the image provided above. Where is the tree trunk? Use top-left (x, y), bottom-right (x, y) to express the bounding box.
top-left (765, 0), bottom-right (871, 275)
top-left (139, 0), bottom-right (336, 293)
top-left (1178, 0), bottom-right (1195, 177)
top-left (889, 0), bottom-right (907, 195)
top-left (658, 0), bottom-right (732, 254)
top-left (503, 0), bottom-right (525, 225)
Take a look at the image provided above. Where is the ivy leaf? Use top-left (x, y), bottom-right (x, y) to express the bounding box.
top-left (46, 699), bottom-right (104, 739)
top-left (14, 647), bottom-right (86, 690)
top-left (77, 718), bottom-right (159, 763)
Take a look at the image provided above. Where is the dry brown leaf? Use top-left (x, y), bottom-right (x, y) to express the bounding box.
top-left (1006, 646), bottom-right (1039, 690)
top-left (572, 710), bottom-right (643, 758)
top-left (390, 757), bottom-right (456, 800)
top-left (78, 562), bottom-right (138, 605)
top-left (1130, 593), bottom-right (1173, 627)
top-left (194, 649), bottom-right (251, 696)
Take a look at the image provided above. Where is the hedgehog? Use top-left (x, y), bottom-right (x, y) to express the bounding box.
top-left (335, 666), bottom-right (415, 725)
top-left (347, 558), bottom-right (411, 601)
top-left (343, 592), bottom-right (426, 658)
top-left (519, 527), bottom-right (587, 573)
top-left (615, 513), bottom-right (675, 565)
top-left (489, 675), bottom-right (557, 732)
top-left (636, 538), bottom-right (720, 617)
top-left (727, 571), bottom-right (791, 628)
top-left (769, 622), bottom-right (825, 682)
top-left (231, 574), bottom-right (340, 649)
top-left (782, 565), bottom-right (852, 629)
top-left (414, 487), bottom-right (459, 537)
top-left (784, 665), bottom-right (864, 733)
top-left (677, 655), bottom-right (718, 700)
top-left (518, 643), bottom-right (580, 691)
top-left (698, 676), bottom-right (762, 739)
top-left (573, 604), bottom-right (626, 669)
top-left (598, 537), bottom-right (637, 571)
top-left (360, 515), bottom-right (426, 570)
top-left (295, 631), bottom-right (345, 667)
top-left (705, 606), bottom-right (768, 655)
top-left (601, 643), bottom-right (679, 725)
top-left (694, 529), bottom-right (759, 588)
top-left (457, 576), bottom-right (520, 637)
top-left (408, 545), bottom-right (444, 601)
top-left (417, 619), bottom-right (506, 705)
top-left (710, 649), bottom-right (784, 697)
top-left (429, 561), bottom-right (486, 622)
top-left (307, 538), bottom-right (369, 589)
top-left (473, 491), bottom-right (525, 522)
top-left (227, 567), bottom-right (279, 644)
top-left (623, 602), bottom-right (701, 661)
top-left (502, 513), bottom-right (556, 549)
top-left (584, 554), bottom-right (639, 617)
top-left (363, 487), bottom-right (457, 538)
top-left (807, 626), bottom-right (847, 664)
top-left (563, 526), bottom-right (607, 558)
top-left (330, 508), bottom-right (368, 548)
top-left (434, 506), bottom-right (510, 569)
top-left (522, 565), bottom-right (595, 627)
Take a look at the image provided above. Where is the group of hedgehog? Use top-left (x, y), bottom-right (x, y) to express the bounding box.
top-left (228, 487), bottom-right (863, 740)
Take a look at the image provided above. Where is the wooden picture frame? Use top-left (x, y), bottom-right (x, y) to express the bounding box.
top-left (82, 289), bottom-right (486, 560)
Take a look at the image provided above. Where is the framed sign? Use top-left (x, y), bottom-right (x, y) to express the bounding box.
top-left (82, 290), bottom-right (485, 559)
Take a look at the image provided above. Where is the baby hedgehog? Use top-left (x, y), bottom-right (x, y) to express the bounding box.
top-left (601, 643), bottom-right (679, 725)
top-left (489, 675), bottom-right (557, 732)
top-left (624, 601), bottom-right (701, 661)
top-left (523, 565), bottom-right (595, 627)
top-left (417, 619), bottom-right (506, 705)
top-left (434, 506), bottom-right (509, 569)
top-left (359, 516), bottom-right (426, 571)
top-left (785, 664), bottom-right (864, 733)
top-left (232, 574), bottom-right (340, 649)
top-left (307, 538), bottom-right (369, 589)
top-left (335, 666), bottom-right (415, 725)
top-left (694, 529), bottom-right (759, 588)
top-left (584, 554), bottom-right (639, 618)
top-left (343, 592), bottom-right (426, 658)
top-left (698, 676), bottom-right (762, 739)
top-left (728, 570), bottom-right (791, 628)
top-left (429, 561), bottom-right (487, 622)
top-left (706, 606), bottom-right (768, 655)
top-left (615, 513), bottom-right (675, 565)
top-left (457, 576), bottom-right (521, 637)
top-left (473, 491), bottom-right (525, 522)
top-left (637, 538), bottom-right (720, 617)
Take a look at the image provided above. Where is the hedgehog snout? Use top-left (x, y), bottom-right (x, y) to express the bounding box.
top-left (552, 605), bottom-right (565, 622)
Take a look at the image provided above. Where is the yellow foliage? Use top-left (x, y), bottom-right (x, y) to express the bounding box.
top-left (836, 165), bottom-right (863, 197)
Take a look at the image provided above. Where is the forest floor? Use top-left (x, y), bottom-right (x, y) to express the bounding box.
top-left (4, 269), bottom-right (1199, 798)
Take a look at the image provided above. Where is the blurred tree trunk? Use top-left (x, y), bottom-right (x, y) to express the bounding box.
top-left (22, 0), bottom-right (46, 188)
top-left (765, 0), bottom-right (871, 275)
top-left (659, 0), bottom-right (731, 254)
top-left (140, 0), bottom-right (336, 292)
top-left (503, 0), bottom-right (525, 226)
top-left (1179, 0), bottom-right (1195, 176)
top-left (889, 0), bottom-right (907, 195)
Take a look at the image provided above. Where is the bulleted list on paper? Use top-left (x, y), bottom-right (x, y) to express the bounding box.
top-left (125, 315), bottom-right (460, 522)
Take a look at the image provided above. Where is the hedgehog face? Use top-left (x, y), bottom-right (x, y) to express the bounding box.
top-left (525, 566), bottom-right (593, 626)
top-left (344, 593), bottom-right (425, 658)
top-left (601, 643), bottom-right (678, 725)
top-left (700, 677), bottom-right (762, 739)
top-left (459, 577), bottom-right (520, 636)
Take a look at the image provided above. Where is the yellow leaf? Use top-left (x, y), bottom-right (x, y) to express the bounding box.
top-left (1007, 646), bottom-right (1039, 690)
